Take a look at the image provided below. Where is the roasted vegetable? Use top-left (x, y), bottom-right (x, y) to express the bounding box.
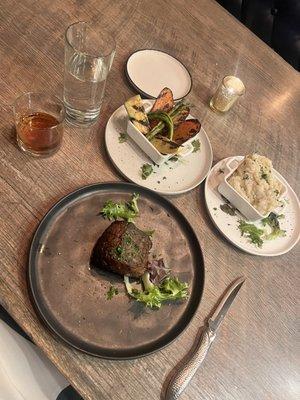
top-left (146, 102), bottom-right (194, 141)
top-left (151, 136), bottom-right (181, 155)
top-left (171, 104), bottom-right (190, 127)
top-left (148, 112), bottom-right (174, 140)
top-left (125, 88), bottom-right (202, 150)
top-left (150, 87), bottom-right (174, 113)
top-left (172, 119), bottom-right (201, 145)
top-left (125, 95), bottom-right (150, 134)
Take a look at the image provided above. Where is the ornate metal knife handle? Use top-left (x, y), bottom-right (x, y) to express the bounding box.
top-left (165, 325), bottom-right (216, 400)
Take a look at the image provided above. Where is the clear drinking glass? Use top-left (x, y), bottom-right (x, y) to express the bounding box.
top-left (210, 75), bottom-right (245, 113)
top-left (63, 21), bottom-right (116, 126)
top-left (13, 92), bottom-right (65, 157)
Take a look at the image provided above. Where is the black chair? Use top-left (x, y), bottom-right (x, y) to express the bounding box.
top-left (216, 0), bottom-right (300, 70)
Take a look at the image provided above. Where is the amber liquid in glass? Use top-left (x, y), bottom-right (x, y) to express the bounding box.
top-left (16, 112), bottom-right (63, 155)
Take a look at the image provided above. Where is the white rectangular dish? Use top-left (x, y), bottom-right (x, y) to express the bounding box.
top-left (218, 158), bottom-right (287, 221)
top-left (126, 118), bottom-right (196, 165)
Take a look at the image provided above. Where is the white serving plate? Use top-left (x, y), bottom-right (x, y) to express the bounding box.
top-left (125, 49), bottom-right (192, 100)
top-left (218, 157), bottom-right (287, 221)
top-left (205, 156), bottom-right (300, 256)
top-left (105, 101), bottom-right (213, 195)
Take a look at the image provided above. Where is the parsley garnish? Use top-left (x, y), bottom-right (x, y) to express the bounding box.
top-left (141, 163), bottom-right (153, 179)
top-left (118, 133), bottom-right (128, 143)
top-left (220, 203), bottom-right (237, 216)
top-left (106, 285), bottom-right (119, 300)
top-left (261, 173), bottom-right (268, 181)
top-left (143, 229), bottom-right (155, 237)
top-left (115, 246), bottom-right (123, 255)
top-left (192, 139), bottom-right (201, 153)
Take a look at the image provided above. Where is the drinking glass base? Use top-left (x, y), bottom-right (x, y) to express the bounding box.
top-left (209, 98), bottom-right (228, 114)
top-left (65, 106), bottom-right (100, 127)
top-left (17, 137), bottom-right (60, 158)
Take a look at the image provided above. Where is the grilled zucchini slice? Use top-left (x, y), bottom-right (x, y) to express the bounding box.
top-left (125, 95), bottom-right (150, 134)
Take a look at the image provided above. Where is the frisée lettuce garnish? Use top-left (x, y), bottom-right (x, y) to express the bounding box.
top-left (124, 272), bottom-right (188, 309)
top-left (101, 193), bottom-right (139, 223)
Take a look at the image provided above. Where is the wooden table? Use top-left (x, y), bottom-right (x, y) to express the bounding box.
top-left (0, 0), bottom-right (299, 399)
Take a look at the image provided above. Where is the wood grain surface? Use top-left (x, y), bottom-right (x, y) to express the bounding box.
top-left (0, 0), bottom-right (299, 399)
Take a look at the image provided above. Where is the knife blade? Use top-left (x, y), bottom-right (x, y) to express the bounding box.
top-left (165, 276), bottom-right (245, 400)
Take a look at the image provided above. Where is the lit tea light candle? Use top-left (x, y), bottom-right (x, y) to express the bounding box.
top-left (210, 75), bottom-right (245, 113)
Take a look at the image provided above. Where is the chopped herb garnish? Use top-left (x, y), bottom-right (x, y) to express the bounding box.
top-left (141, 163), bottom-right (153, 180)
top-left (169, 155), bottom-right (179, 162)
top-left (238, 220), bottom-right (264, 247)
top-left (261, 173), bottom-right (268, 181)
top-left (143, 229), bottom-right (155, 237)
top-left (118, 133), bottom-right (128, 143)
top-left (220, 203), bottom-right (237, 216)
top-left (106, 285), bottom-right (119, 300)
top-left (115, 246), bottom-right (123, 255)
top-left (243, 174), bottom-right (249, 180)
top-left (192, 139), bottom-right (201, 153)
top-left (124, 236), bottom-right (132, 244)
top-left (213, 207), bottom-right (217, 211)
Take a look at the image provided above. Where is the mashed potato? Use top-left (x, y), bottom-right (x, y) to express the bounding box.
top-left (228, 154), bottom-right (284, 215)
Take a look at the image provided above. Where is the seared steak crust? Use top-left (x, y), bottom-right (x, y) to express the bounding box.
top-left (91, 221), bottom-right (152, 278)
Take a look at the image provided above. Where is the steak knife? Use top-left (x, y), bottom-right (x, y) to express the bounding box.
top-left (165, 276), bottom-right (245, 400)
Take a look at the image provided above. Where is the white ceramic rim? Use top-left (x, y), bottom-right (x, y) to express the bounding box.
top-left (125, 49), bottom-right (192, 100)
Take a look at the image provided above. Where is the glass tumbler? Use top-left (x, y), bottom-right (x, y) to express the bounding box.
top-left (63, 21), bottom-right (116, 126)
top-left (13, 92), bottom-right (65, 157)
top-left (210, 75), bottom-right (245, 113)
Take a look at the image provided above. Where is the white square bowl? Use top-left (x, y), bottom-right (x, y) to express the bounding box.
top-left (126, 119), bottom-right (195, 165)
top-left (218, 158), bottom-right (287, 221)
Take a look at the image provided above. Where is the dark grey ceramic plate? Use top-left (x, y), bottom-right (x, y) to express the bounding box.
top-left (28, 182), bottom-right (204, 359)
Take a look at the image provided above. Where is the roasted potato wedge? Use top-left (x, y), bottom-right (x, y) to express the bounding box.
top-left (150, 87), bottom-right (174, 113)
top-left (172, 119), bottom-right (201, 145)
top-left (150, 103), bottom-right (190, 130)
top-left (172, 105), bottom-right (190, 127)
top-left (151, 135), bottom-right (181, 155)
